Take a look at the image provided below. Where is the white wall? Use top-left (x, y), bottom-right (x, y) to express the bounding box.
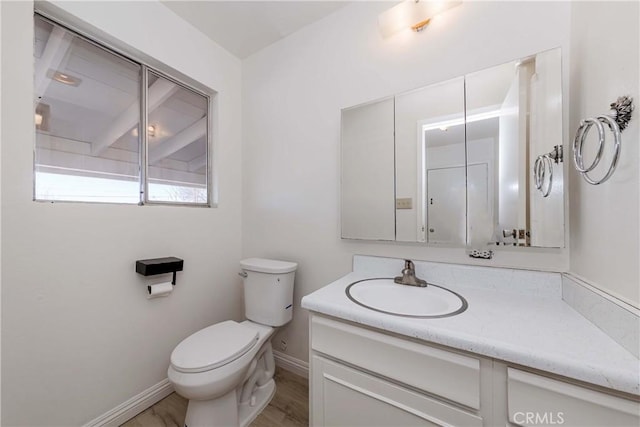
top-left (6, 1), bottom-right (636, 423)
top-left (1, 1), bottom-right (243, 425)
top-left (568, 1), bottom-right (639, 307)
top-left (242, 1), bottom-right (572, 363)
top-left (0, 2), bottom-right (3, 423)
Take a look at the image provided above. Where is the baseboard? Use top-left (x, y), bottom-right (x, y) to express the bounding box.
top-left (273, 350), bottom-right (309, 379)
top-left (82, 379), bottom-right (174, 427)
top-left (82, 353), bottom-right (305, 426)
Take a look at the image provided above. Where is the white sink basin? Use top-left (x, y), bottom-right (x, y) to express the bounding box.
top-left (346, 278), bottom-right (468, 318)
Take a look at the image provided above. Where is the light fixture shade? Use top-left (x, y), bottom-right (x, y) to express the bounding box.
top-left (35, 103), bottom-right (51, 131)
top-left (378, 0), bottom-right (462, 38)
top-left (46, 69), bottom-right (82, 87)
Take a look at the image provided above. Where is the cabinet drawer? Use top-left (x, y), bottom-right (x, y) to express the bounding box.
top-left (313, 355), bottom-right (483, 427)
top-left (507, 368), bottom-right (640, 427)
top-left (311, 315), bottom-right (480, 409)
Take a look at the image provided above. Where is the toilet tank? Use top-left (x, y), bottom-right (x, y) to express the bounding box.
top-left (240, 258), bottom-right (297, 327)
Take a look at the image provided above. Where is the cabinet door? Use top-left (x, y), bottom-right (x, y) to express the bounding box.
top-left (311, 315), bottom-right (481, 409)
top-left (507, 368), bottom-right (640, 427)
top-left (341, 97), bottom-right (395, 240)
top-left (311, 355), bottom-right (482, 427)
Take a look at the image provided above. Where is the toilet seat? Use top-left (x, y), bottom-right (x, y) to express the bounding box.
top-left (170, 321), bottom-right (259, 374)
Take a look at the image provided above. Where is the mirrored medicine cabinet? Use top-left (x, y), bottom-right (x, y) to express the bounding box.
top-left (341, 48), bottom-right (564, 248)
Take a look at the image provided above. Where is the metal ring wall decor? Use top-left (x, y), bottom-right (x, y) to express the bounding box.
top-left (572, 96), bottom-right (634, 185)
top-left (534, 145), bottom-right (562, 198)
top-left (534, 155), bottom-right (554, 197)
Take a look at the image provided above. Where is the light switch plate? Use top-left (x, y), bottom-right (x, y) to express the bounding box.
top-left (396, 198), bottom-right (413, 209)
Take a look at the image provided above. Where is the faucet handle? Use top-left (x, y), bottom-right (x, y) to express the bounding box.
top-left (395, 259), bottom-right (427, 287)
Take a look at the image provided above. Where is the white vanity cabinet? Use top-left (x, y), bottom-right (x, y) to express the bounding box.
top-left (312, 356), bottom-right (483, 427)
top-left (310, 315), bottom-right (486, 426)
top-left (506, 368), bottom-right (640, 427)
top-left (309, 314), bottom-right (640, 427)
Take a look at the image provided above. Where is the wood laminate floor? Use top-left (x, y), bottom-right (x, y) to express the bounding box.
top-left (121, 368), bottom-right (309, 427)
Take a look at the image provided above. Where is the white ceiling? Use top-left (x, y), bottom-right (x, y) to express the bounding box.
top-left (161, 1), bottom-right (351, 59)
top-left (426, 117), bottom-right (499, 148)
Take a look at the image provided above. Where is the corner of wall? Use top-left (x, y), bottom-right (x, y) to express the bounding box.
top-left (0, 1), bottom-right (3, 423)
top-left (567, 1), bottom-right (640, 308)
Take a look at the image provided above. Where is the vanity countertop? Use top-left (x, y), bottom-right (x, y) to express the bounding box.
top-left (301, 257), bottom-right (640, 396)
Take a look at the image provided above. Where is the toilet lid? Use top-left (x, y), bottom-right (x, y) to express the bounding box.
top-left (170, 321), bottom-right (259, 373)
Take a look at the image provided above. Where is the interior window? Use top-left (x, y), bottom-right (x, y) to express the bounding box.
top-left (33, 14), bottom-right (211, 206)
top-left (146, 71), bottom-right (208, 204)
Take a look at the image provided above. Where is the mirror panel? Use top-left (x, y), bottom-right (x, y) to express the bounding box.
top-left (341, 97), bottom-right (395, 240)
top-left (466, 48), bottom-right (564, 248)
top-left (395, 77), bottom-right (465, 244)
top-left (339, 48), bottom-right (564, 248)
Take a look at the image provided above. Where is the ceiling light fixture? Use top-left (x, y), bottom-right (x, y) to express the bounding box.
top-left (131, 125), bottom-right (157, 138)
top-left (50, 70), bottom-right (82, 87)
top-left (378, 0), bottom-right (462, 38)
top-left (422, 107), bottom-right (514, 132)
top-left (35, 103), bottom-right (50, 131)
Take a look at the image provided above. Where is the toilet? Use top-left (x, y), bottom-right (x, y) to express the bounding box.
top-left (167, 258), bottom-right (297, 427)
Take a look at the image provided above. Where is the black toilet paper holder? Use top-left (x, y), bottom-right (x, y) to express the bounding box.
top-left (135, 257), bottom-right (184, 286)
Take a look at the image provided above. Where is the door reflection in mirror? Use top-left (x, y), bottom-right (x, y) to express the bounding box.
top-left (466, 48), bottom-right (563, 248)
top-left (396, 77), bottom-right (465, 244)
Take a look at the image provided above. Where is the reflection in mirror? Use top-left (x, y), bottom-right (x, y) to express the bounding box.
top-left (466, 48), bottom-right (564, 248)
top-left (341, 97), bottom-right (395, 240)
top-left (395, 77), bottom-right (465, 244)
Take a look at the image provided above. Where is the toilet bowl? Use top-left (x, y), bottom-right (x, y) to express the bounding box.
top-left (167, 258), bottom-right (297, 427)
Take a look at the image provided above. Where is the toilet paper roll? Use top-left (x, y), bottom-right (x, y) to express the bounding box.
top-left (147, 282), bottom-right (173, 299)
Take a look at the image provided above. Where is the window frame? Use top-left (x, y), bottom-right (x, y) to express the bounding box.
top-left (33, 11), bottom-right (215, 208)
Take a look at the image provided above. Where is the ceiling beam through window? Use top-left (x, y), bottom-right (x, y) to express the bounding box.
top-left (91, 78), bottom-right (178, 156)
top-left (35, 26), bottom-right (73, 99)
top-left (148, 116), bottom-right (206, 165)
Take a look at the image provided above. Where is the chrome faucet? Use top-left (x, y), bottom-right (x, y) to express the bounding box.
top-left (394, 260), bottom-right (428, 287)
